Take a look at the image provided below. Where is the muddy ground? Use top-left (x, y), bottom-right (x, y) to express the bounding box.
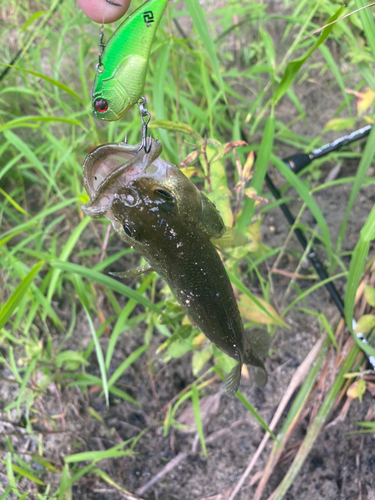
top-left (1, 0), bottom-right (375, 499)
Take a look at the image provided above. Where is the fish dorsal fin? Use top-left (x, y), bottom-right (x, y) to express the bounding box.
top-left (198, 193), bottom-right (226, 239)
top-left (223, 363), bottom-right (242, 397)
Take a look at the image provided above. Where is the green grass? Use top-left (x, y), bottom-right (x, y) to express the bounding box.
top-left (1, 0), bottom-right (375, 497)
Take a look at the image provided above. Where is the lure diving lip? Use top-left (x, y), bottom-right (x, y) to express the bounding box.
top-left (82, 139), bottom-right (270, 396)
top-left (92, 0), bottom-right (168, 121)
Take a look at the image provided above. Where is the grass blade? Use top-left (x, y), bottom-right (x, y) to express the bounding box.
top-left (273, 5), bottom-right (345, 105)
top-left (185, 0), bottom-right (226, 102)
top-left (271, 153), bottom-right (332, 258)
top-left (0, 261), bottom-right (43, 330)
top-left (336, 124), bottom-right (375, 253)
top-left (50, 261), bottom-right (169, 322)
top-left (345, 204), bottom-right (375, 330)
top-left (191, 384), bottom-right (207, 456)
top-left (47, 216), bottom-right (91, 303)
top-left (107, 344), bottom-right (147, 389)
top-left (0, 63), bottom-right (83, 102)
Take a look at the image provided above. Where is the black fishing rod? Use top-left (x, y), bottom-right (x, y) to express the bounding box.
top-left (282, 124), bottom-right (372, 173)
top-left (264, 125), bottom-right (375, 369)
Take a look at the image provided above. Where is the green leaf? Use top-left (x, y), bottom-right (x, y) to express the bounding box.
top-left (191, 385), bottom-right (207, 456)
top-left (228, 270), bottom-right (286, 325)
top-left (0, 187), bottom-right (29, 216)
top-left (50, 261), bottom-right (169, 322)
top-left (11, 464), bottom-right (44, 485)
top-left (0, 115), bottom-right (84, 133)
top-left (47, 217), bottom-right (91, 304)
top-left (0, 63), bottom-right (83, 102)
top-left (150, 119), bottom-right (202, 139)
top-left (336, 108), bottom-right (375, 253)
top-left (354, 314), bottom-right (375, 334)
top-left (0, 261), bottom-right (43, 330)
top-left (271, 154), bottom-right (332, 258)
top-left (273, 5), bottom-right (346, 104)
top-left (65, 442), bottom-right (134, 463)
top-left (185, 0), bottom-right (226, 102)
top-left (107, 344), bottom-right (147, 389)
top-left (355, 0), bottom-right (375, 65)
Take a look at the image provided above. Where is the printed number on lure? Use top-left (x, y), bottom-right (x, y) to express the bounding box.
top-left (92, 0), bottom-right (168, 121)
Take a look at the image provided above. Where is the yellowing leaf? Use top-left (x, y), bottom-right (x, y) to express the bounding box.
top-left (239, 294), bottom-right (287, 327)
top-left (357, 88), bottom-right (375, 116)
top-left (192, 349), bottom-right (211, 376)
top-left (323, 117), bottom-right (356, 132)
top-left (223, 140), bottom-right (247, 156)
top-left (192, 332), bottom-right (206, 347)
top-left (180, 150), bottom-right (202, 168)
top-left (244, 187), bottom-right (268, 204)
top-left (243, 150), bottom-right (255, 181)
top-left (364, 285), bottom-right (375, 307)
top-left (347, 379), bottom-right (366, 402)
top-left (354, 314), bottom-right (375, 334)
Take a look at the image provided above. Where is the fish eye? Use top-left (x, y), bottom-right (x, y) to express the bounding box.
top-left (123, 225), bottom-right (133, 238)
top-left (94, 98), bottom-right (108, 113)
top-left (155, 189), bottom-right (173, 199)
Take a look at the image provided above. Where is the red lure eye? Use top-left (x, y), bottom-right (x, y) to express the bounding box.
top-left (94, 98), bottom-right (108, 112)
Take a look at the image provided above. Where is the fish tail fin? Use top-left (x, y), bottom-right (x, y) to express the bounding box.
top-left (247, 328), bottom-right (272, 357)
top-left (223, 362), bottom-right (242, 397)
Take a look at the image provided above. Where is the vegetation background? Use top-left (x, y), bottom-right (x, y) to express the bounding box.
top-left (1, 0), bottom-right (375, 498)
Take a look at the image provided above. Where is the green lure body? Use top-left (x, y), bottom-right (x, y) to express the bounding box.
top-left (92, 0), bottom-right (168, 121)
top-left (82, 140), bottom-right (270, 396)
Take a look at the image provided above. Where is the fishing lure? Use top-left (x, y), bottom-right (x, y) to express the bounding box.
top-left (92, 0), bottom-right (168, 121)
top-left (82, 139), bottom-right (270, 396)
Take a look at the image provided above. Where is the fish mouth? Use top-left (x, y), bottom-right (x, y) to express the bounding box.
top-left (82, 138), bottom-right (164, 217)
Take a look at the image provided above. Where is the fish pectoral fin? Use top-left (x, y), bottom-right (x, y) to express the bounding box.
top-left (223, 363), bottom-right (242, 397)
top-left (199, 193), bottom-right (226, 239)
top-left (211, 227), bottom-right (249, 249)
top-left (109, 263), bottom-right (152, 278)
top-left (254, 366), bottom-right (268, 388)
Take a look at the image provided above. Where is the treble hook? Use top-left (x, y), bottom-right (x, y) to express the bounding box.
top-left (137, 97), bottom-right (152, 154)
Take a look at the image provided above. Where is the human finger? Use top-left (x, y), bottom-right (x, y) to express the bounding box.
top-left (76, 0), bottom-right (131, 23)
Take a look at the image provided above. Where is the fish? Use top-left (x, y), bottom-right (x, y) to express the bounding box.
top-left (92, 0), bottom-right (168, 121)
top-left (82, 139), bottom-right (269, 395)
